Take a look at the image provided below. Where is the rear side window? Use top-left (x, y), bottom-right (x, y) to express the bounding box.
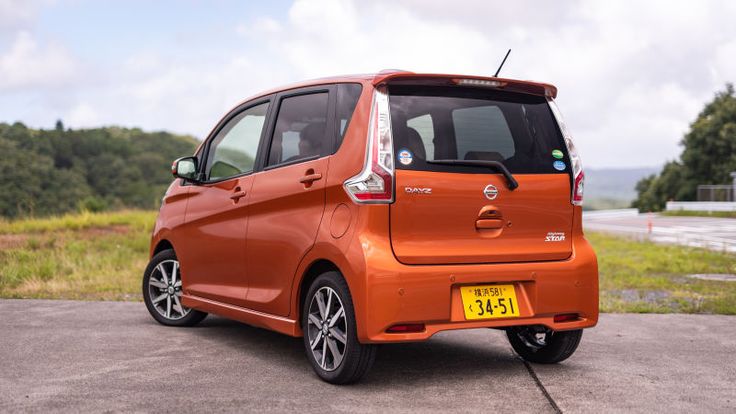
top-left (335, 83), bottom-right (362, 148)
top-left (389, 85), bottom-right (568, 174)
top-left (267, 92), bottom-right (329, 167)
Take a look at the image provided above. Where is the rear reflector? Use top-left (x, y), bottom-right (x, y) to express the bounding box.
top-left (386, 323), bottom-right (425, 333)
top-left (553, 313), bottom-right (579, 323)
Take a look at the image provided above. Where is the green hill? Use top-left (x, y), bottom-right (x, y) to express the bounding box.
top-left (0, 121), bottom-right (198, 218)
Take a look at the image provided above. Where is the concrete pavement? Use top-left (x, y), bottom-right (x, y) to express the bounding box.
top-left (1, 300), bottom-right (735, 413)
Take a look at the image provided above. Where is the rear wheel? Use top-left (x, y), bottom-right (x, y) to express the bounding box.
top-left (143, 249), bottom-right (207, 327)
top-left (506, 325), bottom-right (582, 364)
top-left (302, 271), bottom-right (376, 384)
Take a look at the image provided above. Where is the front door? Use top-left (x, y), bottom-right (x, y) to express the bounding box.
top-left (244, 88), bottom-right (334, 316)
top-left (178, 100), bottom-right (270, 307)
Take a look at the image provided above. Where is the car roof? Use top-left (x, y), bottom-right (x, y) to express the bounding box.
top-left (242, 70), bottom-right (558, 103)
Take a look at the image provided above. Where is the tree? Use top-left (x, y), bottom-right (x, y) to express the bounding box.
top-left (633, 84), bottom-right (736, 211)
top-left (0, 122), bottom-right (198, 218)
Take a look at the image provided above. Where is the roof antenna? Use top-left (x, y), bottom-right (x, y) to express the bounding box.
top-left (493, 49), bottom-right (511, 77)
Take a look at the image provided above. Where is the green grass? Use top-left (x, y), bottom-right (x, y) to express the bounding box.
top-left (0, 210), bottom-right (155, 234)
top-left (588, 232), bottom-right (736, 314)
top-left (0, 210), bottom-right (156, 301)
top-left (660, 210), bottom-right (736, 219)
top-left (1, 211), bottom-right (736, 314)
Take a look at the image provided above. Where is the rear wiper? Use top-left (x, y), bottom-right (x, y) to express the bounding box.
top-left (426, 159), bottom-right (519, 190)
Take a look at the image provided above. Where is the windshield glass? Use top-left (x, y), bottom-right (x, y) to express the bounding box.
top-left (388, 85), bottom-right (569, 174)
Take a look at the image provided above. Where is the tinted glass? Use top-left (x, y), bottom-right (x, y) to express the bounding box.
top-left (267, 92), bottom-right (329, 167)
top-left (389, 85), bottom-right (567, 174)
top-left (335, 83), bottom-right (363, 148)
top-left (207, 102), bottom-right (268, 180)
top-left (407, 114), bottom-right (434, 159)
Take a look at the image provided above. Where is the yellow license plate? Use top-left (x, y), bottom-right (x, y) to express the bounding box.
top-left (460, 284), bottom-right (520, 320)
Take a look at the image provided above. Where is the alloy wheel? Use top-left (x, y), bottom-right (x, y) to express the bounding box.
top-left (306, 286), bottom-right (348, 371)
top-left (147, 259), bottom-right (189, 320)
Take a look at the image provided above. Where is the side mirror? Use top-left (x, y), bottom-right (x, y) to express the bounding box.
top-left (171, 156), bottom-right (199, 181)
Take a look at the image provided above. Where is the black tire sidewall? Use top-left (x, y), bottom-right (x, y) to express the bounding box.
top-left (142, 249), bottom-right (206, 327)
top-left (507, 327), bottom-right (583, 364)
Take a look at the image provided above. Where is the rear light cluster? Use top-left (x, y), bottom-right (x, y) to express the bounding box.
top-left (344, 85), bottom-right (395, 203)
top-left (548, 99), bottom-right (584, 206)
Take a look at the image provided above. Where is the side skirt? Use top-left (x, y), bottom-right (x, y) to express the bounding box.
top-left (182, 294), bottom-right (300, 337)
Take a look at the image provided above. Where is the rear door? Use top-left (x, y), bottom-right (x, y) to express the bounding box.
top-left (244, 86), bottom-right (335, 316)
top-left (389, 85), bottom-right (573, 265)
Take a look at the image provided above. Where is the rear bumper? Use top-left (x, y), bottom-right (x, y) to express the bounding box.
top-left (354, 234), bottom-right (598, 343)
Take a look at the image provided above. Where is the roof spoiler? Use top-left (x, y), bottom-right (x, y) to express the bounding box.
top-left (371, 72), bottom-right (558, 99)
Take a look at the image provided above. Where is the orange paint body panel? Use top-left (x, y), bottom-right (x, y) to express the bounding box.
top-left (150, 71), bottom-right (598, 346)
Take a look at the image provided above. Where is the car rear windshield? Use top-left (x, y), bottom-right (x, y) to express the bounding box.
top-left (388, 85), bottom-right (569, 174)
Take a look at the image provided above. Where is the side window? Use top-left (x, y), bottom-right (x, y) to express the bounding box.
top-left (206, 102), bottom-right (269, 181)
top-left (335, 83), bottom-right (363, 149)
top-left (267, 92), bottom-right (329, 167)
top-left (452, 105), bottom-right (515, 161)
top-left (407, 114), bottom-right (434, 159)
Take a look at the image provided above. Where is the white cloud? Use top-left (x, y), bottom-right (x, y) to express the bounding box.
top-left (0, 0), bottom-right (46, 32)
top-left (0, 31), bottom-right (77, 91)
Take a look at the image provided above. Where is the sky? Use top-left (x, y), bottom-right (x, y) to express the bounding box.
top-left (0, 0), bottom-right (734, 169)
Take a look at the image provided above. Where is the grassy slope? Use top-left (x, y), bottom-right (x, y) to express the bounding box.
top-left (0, 211), bottom-right (154, 300)
top-left (589, 232), bottom-right (736, 314)
top-left (1, 211), bottom-right (735, 313)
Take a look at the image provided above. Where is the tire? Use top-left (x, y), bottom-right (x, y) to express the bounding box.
top-left (506, 325), bottom-right (582, 364)
top-left (302, 271), bottom-right (376, 384)
top-left (142, 249), bottom-right (207, 327)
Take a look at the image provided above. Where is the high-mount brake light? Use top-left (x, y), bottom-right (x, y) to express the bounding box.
top-left (454, 78), bottom-right (506, 88)
top-left (344, 85), bottom-right (395, 203)
top-left (548, 99), bottom-right (584, 206)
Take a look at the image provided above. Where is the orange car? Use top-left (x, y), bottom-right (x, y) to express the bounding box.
top-left (143, 71), bottom-right (598, 384)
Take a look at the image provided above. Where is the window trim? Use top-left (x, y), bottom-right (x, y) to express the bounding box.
top-left (257, 84), bottom-right (337, 171)
top-left (198, 96), bottom-right (274, 184)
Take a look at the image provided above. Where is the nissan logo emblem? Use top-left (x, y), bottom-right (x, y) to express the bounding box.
top-left (483, 184), bottom-right (498, 200)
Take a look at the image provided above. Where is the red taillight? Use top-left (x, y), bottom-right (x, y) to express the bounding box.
top-left (573, 170), bottom-right (584, 206)
top-left (553, 313), bottom-right (579, 323)
top-left (548, 99), bottom-right (584, 206)
top-left (386, 323), bottom-right (425, 333)
top-left (344, 85), bottom-right (394, 203)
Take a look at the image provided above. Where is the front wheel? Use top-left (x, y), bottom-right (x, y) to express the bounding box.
top-left (142, 249), bottom-right (207, 327)
top-left (506, 325), bottom-right (582, 364)
top-left (302, 271), bottom-right (376, 384)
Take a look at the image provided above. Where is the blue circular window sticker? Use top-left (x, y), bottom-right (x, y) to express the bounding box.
top-left (553, 160), bottom-right (566, 171)
top-left (397, 148), bottom-right (413, 165)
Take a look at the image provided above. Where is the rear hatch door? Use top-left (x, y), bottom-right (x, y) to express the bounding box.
top-left (388, 84), bottom-right (573, 265)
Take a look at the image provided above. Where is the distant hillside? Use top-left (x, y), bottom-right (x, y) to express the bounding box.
top-left (0, 122), bottom-right (198, 218)
top-left (585, 167), bottom-right (660, 209)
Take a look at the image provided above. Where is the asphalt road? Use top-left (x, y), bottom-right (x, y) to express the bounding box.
top-left (584, 211), bottom-right (736, 252)
top-left (1, 300), bottom-right (735, 413)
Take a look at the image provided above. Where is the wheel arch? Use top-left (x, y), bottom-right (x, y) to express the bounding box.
top-left (152, 239), bottom-right (175, 257)
top-left (297, 259), bottom-right (344, 327)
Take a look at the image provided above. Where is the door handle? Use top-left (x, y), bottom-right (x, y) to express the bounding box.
top-left (476, 219), bottom-right (503, 230)
top-left (299, 173), bottom-right (322, 184)
top-left (229, 190), bottom-right (247, 201)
